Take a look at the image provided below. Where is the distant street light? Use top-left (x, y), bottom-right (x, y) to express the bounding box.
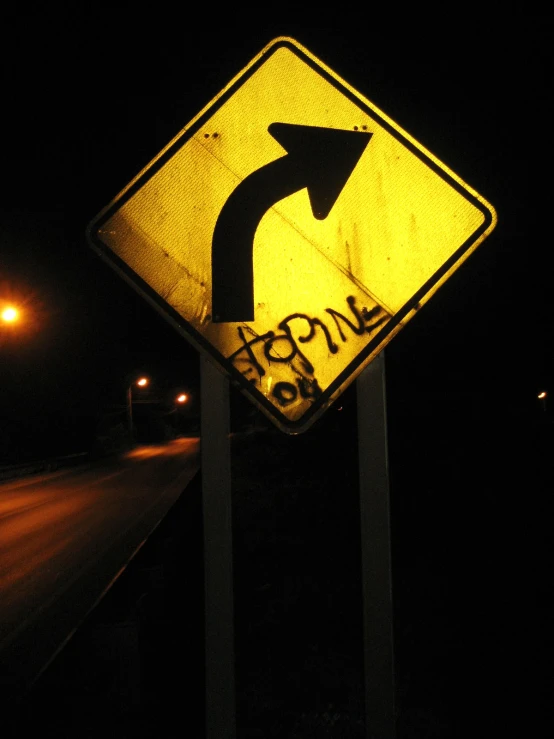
top-left (127, 376), bottom-right (149, 440)
top-left (1, 306), bottom-right (19, 323)
top-left (172, 392), bottom-right (190, 436)
top-left (538, 390), bottom-right (547, 413)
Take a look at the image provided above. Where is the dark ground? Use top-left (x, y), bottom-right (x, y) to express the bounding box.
top-left (6, 382), bottom-right (554, 738)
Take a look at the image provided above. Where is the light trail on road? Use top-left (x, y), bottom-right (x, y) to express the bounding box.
top-left (0, 437), bottom-right (200, 702)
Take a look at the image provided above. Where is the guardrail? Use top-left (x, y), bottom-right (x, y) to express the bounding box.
top-left (0, 452), bottom-right (90, 482)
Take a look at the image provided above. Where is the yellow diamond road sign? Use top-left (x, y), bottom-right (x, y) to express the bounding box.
top-left (87, 36), bottom-right (497, 434)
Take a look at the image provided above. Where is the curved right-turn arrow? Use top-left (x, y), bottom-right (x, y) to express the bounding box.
top-left (211, 123), bottom-right (372, 323)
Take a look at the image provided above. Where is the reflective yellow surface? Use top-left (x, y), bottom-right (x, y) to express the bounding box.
top-left (88, 37), bottom-right (497, 433)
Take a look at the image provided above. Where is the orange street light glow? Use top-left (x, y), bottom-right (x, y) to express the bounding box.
top-left (1, 306), bottom-right (18, 322)
top-left (177, 394), bottom-right (187, 403)
top-left (137, 377), bottom-right (148, 387)
top-left (538, 391), bottom-right (547, 399)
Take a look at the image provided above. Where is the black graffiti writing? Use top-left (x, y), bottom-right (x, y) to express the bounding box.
top-left (272, 376), bottom-right (324, 407)
top-left (228, 295), bottom-right (387, 407)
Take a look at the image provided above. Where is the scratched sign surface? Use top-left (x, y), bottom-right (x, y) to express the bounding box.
top-left (87, 37), bottom-right (497, 434)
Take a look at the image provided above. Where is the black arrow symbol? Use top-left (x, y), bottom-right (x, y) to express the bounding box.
top-left (211, 123), bottom-right (372, 323)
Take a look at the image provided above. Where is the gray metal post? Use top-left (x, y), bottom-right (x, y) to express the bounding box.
top-left (200, 356), bottom-right (235, 739)
top-left (356, 351), bottom-right (396, 739)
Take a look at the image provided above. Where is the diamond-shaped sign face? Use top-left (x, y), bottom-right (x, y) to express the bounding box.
top-left (87, 36), bottom-right (496, 434)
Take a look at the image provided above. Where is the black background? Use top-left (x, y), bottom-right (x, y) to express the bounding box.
top-left (1, 9), bottom-right (553, 736)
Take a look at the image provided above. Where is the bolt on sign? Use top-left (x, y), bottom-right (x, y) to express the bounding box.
top-left (87, 36), bottom-right (497, 434)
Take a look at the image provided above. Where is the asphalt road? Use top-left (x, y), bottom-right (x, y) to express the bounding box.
top-left (0, 437), bottom-right (200, 703)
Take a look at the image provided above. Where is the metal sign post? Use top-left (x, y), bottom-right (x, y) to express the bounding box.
top-left (86, 34), bottom-right (496, 738)
top-left (357, 351), bottom-right (396, 739)
top-left (200, 356), bottom-right (236, 739)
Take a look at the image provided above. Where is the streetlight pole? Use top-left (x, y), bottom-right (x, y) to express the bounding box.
top-left (127, 377), bottom-right (149, 442)
top-left (127, 384), bottom-right (134, 440)
top-left (173, 393), bottom-right (188, 437)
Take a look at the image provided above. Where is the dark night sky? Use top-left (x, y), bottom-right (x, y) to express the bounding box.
top-left (1, 14), bottom-right (552, 735)
top-left (0, 9), bottom-right (552, 457)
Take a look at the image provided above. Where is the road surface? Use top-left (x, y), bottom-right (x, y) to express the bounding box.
top-left (0, 437), bottom-right (200, 702)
